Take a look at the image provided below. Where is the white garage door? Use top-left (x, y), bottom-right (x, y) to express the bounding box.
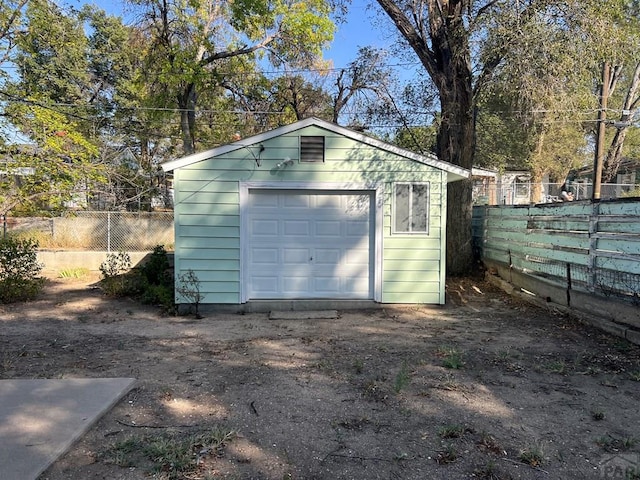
top-left (246, 190), bottom-right (373, 299)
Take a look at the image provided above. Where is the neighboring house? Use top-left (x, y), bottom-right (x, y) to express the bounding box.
top-left (472, 169), bottom-right (554, 205)
top-left (162, 117), bottom-right (469, 309)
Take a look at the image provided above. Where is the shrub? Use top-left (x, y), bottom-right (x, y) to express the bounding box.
top-left (99, 251), bottom-right (135, 296)
top-left (176, 269), bottom-right (203, 317)
top-left (0, 237), bottom-right (45, 303)
top-left (140, 245), bottom-right (171, 287)
top-left (99, 251), bottom-right (132, 278)
top-left (139, 284), bottom-right (174, 309)
top-left (99, 247), bottom-right (175, 312)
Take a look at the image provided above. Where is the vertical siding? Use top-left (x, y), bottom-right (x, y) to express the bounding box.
top-left (173, 126), bottom-right (449, 304)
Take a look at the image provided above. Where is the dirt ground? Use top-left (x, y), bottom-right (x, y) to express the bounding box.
top-left (1, 274), bottom-right (640, 480)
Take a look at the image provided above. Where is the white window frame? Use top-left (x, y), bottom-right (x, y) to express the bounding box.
top-left (392, 182), bottom-right (430, 234)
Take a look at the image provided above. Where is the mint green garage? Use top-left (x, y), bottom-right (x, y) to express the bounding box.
top-left (162, 118), bottom-right (469, 309)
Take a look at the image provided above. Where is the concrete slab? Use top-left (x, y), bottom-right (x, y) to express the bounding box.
top-left (269, 310), bottom-right (339, 320)
top-left (0, 378), bottom-right (136, 480)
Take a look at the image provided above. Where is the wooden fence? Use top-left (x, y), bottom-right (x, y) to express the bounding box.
top-left (472, 199), bottom-right (640, 311)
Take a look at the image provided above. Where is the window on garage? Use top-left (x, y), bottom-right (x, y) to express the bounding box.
top-left (393, 182), bottom-right (430, 234)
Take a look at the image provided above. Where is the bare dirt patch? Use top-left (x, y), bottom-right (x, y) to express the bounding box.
top-left (1, 275), bottom-right (640, 479)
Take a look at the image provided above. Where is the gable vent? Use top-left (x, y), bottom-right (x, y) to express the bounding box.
top-left (300, 136), bottom-right (325, 163)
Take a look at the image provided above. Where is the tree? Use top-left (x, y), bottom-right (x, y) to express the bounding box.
top-left (373, 0), bottom-right (640, 272)
top-left (373, 0), bottom-right (535, 274)
top-left (129, 0), bottom-right (336, 155)
top-left (0, 101), bottom-right (103, 215)
top-left (0, 0), bottom-right (27, 69)
top-left (601, 61), bottom-right (640, 182)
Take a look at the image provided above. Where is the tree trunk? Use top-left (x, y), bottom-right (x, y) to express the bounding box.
top-left (430, 3), bottom-right (476, 275)
top-left (438, 82), bottom-right (475, 275)
top-left (178, 83), bottom-right (197, 155)
top-left (603, 61), bottom-right (640, 183)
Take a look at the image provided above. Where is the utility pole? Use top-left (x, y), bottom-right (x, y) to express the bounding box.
top-left (592, 62), bottom-right (610, 200)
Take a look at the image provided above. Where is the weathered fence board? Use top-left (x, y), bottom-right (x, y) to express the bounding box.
top-left (473, 199), bottom-right (640, 302)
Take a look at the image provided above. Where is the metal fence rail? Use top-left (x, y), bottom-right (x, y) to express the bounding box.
top-left (3, 212), bottom-right (175, 251)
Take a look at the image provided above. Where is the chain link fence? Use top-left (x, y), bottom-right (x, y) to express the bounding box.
top-left (473, 182), bottom-right (639, 205)
top-left (2, 212), bottom-right (174, 251)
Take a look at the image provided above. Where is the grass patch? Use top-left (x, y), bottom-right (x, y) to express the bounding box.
top-left (435, 444), bottom-right (458, 464)
top-left (106, 428), bottom-right (235, 478)
top-left (393, 361), bottom-right (411, 393)
top-left (519, 444), bottom-right (544, 467)
top-left (438, 424), bottom-right (466, 439)
top-left (595, 435), bottom-right (637, 453)
top-left (437, 346), bottom-right (464, 369)
top-left (545, 360), bottom-right (568, 374)
top-left (58, 267), bottom-right (90, 279)
top-left (473, 460), bottom-right (508, 480)
top-left (477, 432), bottom-right (504, 455)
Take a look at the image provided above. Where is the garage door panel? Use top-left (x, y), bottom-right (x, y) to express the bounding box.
top-left (251, 219), bottom-right (279, 236)
top-left (283, 276), bottom-right (311, 293)
top-left (345, 248), bottom-right (370, 265)
top-left (314, 277), bottom-right (340, 294)
top-left (315, 220), bottom-right (342, 236)
top-left (251, 248), bottom-right (279, 264)
top-left (346, 220), bottom-right (369, 237)
top-left (247, 190), bottom-right (373, 299)
top-left (251, 193), bottom-right (279, 207)
top-left (283, 220), bottom-right (310, 236)
top-left (252, 276), bottom-right (279, 293)
top-left (314, 249), bottom-right (341, 264)
top-left (283, 249), bottom-right (311, 264)
top-left (283, 195), bottom-right (310, 207)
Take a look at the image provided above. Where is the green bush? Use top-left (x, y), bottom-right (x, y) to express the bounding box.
top-left (99, 251), bottom-right (132, 278)
top-left (140, 284), bottom-right (174, 308)
top-left (140, 245), bottom-right (171, 287)
top-left (0, 237), bottom-right (45, 303)
top-left (99, 246), bottom-right (174, 312)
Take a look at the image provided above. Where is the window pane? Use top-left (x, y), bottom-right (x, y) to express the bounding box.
top-left (395, 184), bottom-right (410, 232)
top-left (411, 184), bottom-right (429, 232)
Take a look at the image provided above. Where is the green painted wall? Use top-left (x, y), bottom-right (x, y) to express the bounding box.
top-left (173, 125), bottom-right (449, 304)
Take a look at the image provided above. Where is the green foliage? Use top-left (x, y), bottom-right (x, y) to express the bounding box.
top-left (100, 251), bottom-right (132, 279)
top-left (393, 361), bottom-right (411, 393)
top-left (139, 283), bottom-right (173, 307)
top-left (0, 237), bottom-right (45, 303)
top-left (58, 267), bottom-right (90, 279)
top-left (519, 444), bottom-right (544, 467)
top-left (98, 247), bottom-right (174, 310)
top-left (434, 444), bottom-right (458, 464)
top-left (140, 245), bottom-right (171, 286)
top-left (99, 251), bottom-right (135, 296)
top-left (107, 428), bottom-right (236, 479)
top-left (438, 424), bottom-right (466, 439)
top-left (437, 346), bottom-right (465, 369)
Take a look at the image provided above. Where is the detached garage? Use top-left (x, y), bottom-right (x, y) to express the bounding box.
top-left (162, 118), bottom-right (469, 309)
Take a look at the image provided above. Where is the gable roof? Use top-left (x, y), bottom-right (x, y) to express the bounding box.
top-left (161, 117), bottom-right (470, 182)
